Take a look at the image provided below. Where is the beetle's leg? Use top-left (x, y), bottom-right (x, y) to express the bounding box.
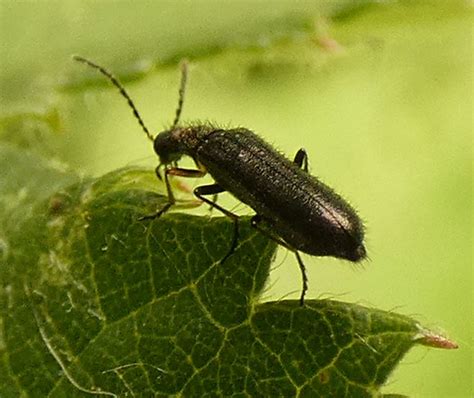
top-left (251, 215), bottom-right (308, 306)
top-left (251, 215), bottom-right (291, 248)
top-left (205, 194), bottom-right (219, 215)
top-left (194, 184), bottom-right (239, 264)
top-left (293, 148), bottom-right (308, 172)
top-left (294, 251), bottom-right (308, 306)
top-left (189, 158), bottom-right (218, 213)
top-left (167, 167), bottom-right (206, 178)
top-left (155, 165), bottom-right (163, 181)
top-left (140, 167), bottom-right (206, 220)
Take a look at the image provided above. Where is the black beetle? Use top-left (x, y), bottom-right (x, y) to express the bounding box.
top-left (74, 56), bottom-right (366, 305)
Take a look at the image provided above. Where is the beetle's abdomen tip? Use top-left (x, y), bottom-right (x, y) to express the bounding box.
top-left (352, 244), bottom-right (367, 262)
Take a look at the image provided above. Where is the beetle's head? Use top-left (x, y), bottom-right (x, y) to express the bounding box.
top-left (153, 128), bottom-right (186, 165)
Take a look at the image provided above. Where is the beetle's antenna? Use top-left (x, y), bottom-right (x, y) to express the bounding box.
top-left (73, 55), bottom-right (155, 143)
top-left (171, 60), bottom-right (188, 129)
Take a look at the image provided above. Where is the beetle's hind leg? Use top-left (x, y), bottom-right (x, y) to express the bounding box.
top-left (294, 251), bottom-right (308, 306)
top-left (194, 184), bottom-right (240, 264)
top-left (251, 215), bottom-right (309, 306)
top-left (139, 166), bottom-right (205, 221)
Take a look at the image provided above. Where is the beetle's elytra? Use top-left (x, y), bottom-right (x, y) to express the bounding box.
top-left (74, 56), bottom-right (366, 305)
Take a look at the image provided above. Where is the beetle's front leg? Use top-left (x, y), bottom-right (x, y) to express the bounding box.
top-left (139, 166), bottom-right (206, 221)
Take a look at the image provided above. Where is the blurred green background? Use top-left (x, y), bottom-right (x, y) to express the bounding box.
top-left (1, 1), bottom-right (472, 397)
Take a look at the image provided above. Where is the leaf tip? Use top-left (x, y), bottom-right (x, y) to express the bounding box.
top-left (414, 324), bottom-right (458, 350)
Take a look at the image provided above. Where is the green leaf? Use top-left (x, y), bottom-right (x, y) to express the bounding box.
top-left (0, 144), bottom-right (456, 397)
